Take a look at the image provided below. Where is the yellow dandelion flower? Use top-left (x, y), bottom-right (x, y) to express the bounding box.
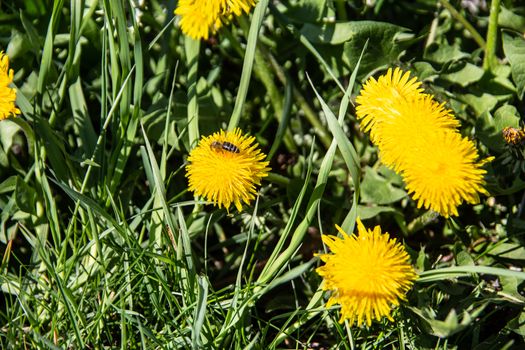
top-left (175, 0), bottom-right (257, 40)
top-left (0, 52), bottom-right (20, 120)
top-left (403, 131), bottom-right (491, 217)
top-left (185, 128), bottom-right (270, 212)
top-left (316, 219), bottom-right (417, 327)
top-left (355, 67), bottom-right (424, 144)
top-left (374, 94), bottom-right (460, 171)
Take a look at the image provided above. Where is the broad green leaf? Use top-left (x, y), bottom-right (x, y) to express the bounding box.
top-left (502, 32), bottom-right (525, 99)
top-left (0, 176), bottom-right (16, 194)
top-left (441, 62), bottom-right (484, 87)
top-left (300, 21), bottom-right (409, 74)
top-left (360, 167), bottom-right (406, 205)
top-left (500, 276), bottom-right (525, 303)
top-left (424, 41), bottom-right (469, 64)
top-left (0, 120), bottom-right (21, 152)
top-left (460, 92), bottom-right (499, 115)
top-left (476, 105), bottom-right (520, 152)
top-left (356, 204), bottom-right (398, 220)
top-left (301, 21), bottom-right (407, 45)
top-left (413, 61), bottom-right (438, 81)
top-left (499, 6), bottom-right (525, 32)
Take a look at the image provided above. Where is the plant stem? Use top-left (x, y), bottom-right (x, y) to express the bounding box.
top-left (483, 0), bottom-right (501, 71)
top-left (439, 0), bottom-right (486, 49)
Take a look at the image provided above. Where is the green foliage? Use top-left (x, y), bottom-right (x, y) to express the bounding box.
top-left (1, 0), bottom-right (525, 349)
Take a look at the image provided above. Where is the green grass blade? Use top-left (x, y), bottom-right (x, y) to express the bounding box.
top-left (307, 75), bottom-right (361, 234)
top-left (227, 0), bottom-right (270, 131)
top-left (185, 38), bottom-right (200, 148)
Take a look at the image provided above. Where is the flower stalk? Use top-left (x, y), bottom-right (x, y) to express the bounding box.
top-left (483, 0), bottom-right (501, 71)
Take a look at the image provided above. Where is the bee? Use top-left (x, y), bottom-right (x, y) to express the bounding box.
top-left (502, 126), bottom-right (525, 146)
top-left (211, 140), bottom-right (240, 153)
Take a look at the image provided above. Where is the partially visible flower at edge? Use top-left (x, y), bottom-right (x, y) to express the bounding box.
top-left (175, 0), bottom-right (257, 40)
top-left (0, 52), bottom-right (20, 120)
top-left (185, 128), bottom-right (270, 212)
top-left (316, 219), bottom-right (417, 327)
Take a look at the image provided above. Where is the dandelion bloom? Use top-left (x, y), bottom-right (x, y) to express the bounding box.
top-left (186, 128), bottom-right (270, 212)
top-left (175, 0), bottom-right (257, 40)
top-left (316, 219), bottom-right (417, 327)
top-left (355, 67), bottom-right (491, 217)
top-left (373, 95), bottom-right (459, 172)
top-left (0, 52), bottom-right (20, 120)
top-left (403, 131), bottom-right (491, 217)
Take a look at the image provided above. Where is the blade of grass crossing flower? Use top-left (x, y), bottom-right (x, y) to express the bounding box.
top-left (227, 0), bottom-right (270, 131)
top-left (185, 37), bottom-right (200, 148)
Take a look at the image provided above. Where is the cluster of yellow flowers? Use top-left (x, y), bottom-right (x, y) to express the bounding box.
top-left (356, 68), bottom-right (491, 217)
top-left (184, 68), bottom-right (493, 328)
top-left (175, 0), bottom-right (257, 40)
top-left (0, 52), bottom-right (20, 120)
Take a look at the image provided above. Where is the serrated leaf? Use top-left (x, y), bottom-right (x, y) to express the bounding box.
top-left (301, 21), bottom-right (407, 45)
top-left (342, 21), bottom-right (410, 73)
top-left (300, 21), bottom-right (409, 74)
top-left (502, 32), bottom-right (525, 99)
